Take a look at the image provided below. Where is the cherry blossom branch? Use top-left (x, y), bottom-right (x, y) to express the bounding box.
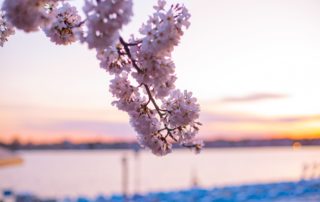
top-left (1, 0), bottom-right (203, 156)
top-left (119, 36), bottom-right (167, 119)
top-left (119, 36), bottom-right (201, 148)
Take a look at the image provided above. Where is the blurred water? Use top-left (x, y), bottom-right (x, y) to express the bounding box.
top-left (0, 147), bottom-right (319, 198)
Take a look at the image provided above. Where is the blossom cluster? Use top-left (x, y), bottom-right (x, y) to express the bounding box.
top-left (0, 11), bottom-right (14, 47)
top-left (0, 0), bottom-right (202, 156)
top-left (43, 3), bottom-right (82, 45)
top-left (1, 0), bottom-right (82, 45)
top-left (2, 0), bottom-right (56, 32)
top-left (98, 0), bottom-right (203, 155)
top-left (81, 0), bottom-right (133, 50)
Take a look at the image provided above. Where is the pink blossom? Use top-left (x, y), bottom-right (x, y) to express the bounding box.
top-left (138, 133), bottom-right (172, 156)
top-left (139, 2), bottom-right (191, 57)
top-left (109, 73), bottom-right (138, 100)
top-left (97, 46), bottom-right (131, 74)
top-left (43, 3), bottom-right (82, 45)
top-left (163, 90), bottom-right (200, 127)
top-left (2, 0), bottom-right (57, 32)
top-left (0, 11), bottom-right (14, 47)
top-left (81, 0), bottom-right (133, 50)
top-left (132, 56), bottom-right (176, 98)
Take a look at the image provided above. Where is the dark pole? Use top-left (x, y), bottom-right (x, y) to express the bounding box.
top-left (122, 155), bottom-right (129, 202)
top-left (134, 149), bottom-right (140, 194)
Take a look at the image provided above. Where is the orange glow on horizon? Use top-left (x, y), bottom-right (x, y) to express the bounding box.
top-left (0, 133), bottom-right (135, 145)
top-left (1, 128), bottom-right (320, 145)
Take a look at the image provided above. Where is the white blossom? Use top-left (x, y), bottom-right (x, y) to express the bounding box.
top-left (43, 3), bottom-right (82, 45)
top-left (153, 0), bottom-right (166, 11)
top-left (0, 11), bottom-right (14, 47)
top-left (109, 73), bottom-right (137, 100)
top-left (131, 112), bottom-right (172, 156)
top-left (138, 133), bottom-right (172, 156)
top-left (163, 90), bottom-right (200, 128)
top-left (139, 1), bottom-right (191, 57)
top-left (132, 56), bottom-right (176, 98)
top-left (97, 45), bottom-right (131, 74)
top-left (2, 0), bottom-right (57, 32)
top-left (82, 0), bottom-right (133, 50)
top-left (130, 113), bottom-right (160, 137)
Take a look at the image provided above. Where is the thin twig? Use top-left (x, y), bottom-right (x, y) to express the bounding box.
top-left (119, 37), bottom-right (143, 73)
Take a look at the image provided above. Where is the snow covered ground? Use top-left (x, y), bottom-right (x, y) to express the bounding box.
top-left (6, 179), bottom-right (320, 202)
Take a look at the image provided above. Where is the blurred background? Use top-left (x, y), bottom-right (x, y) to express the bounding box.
top-left (1, 0), bottom-right (320, 201)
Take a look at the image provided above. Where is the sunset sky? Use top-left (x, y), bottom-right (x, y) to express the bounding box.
top-left (1, 0), bottom-right (320, 144)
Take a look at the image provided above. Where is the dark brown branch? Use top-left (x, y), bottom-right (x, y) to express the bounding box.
top-left (143, 84), bottom-right (165, 118)
top-left (126, 41), bottom-right (142, 46)
top-left (169, 133), bottom-right (178, 142)
top-left (119, 37), bottom-right (143, 73)
top-left (119, 37), bottom-right (165, 119)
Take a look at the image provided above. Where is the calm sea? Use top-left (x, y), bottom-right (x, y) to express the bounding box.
top-left (0, 147), bottom-right (319, 198)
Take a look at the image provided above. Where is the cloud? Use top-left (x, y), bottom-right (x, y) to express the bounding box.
top-left (199, 111), bottom-right (320, 139)
top-left (201, 112), bottom-right (261, 123)
top-left (23, 120), bottom-right (135, 136)
top-left (200, 111), bottom-right (320, 124)
top-left (273, 115), bottom-right (320, 123)
top-left (220, 93), bottom-right (288, 103)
